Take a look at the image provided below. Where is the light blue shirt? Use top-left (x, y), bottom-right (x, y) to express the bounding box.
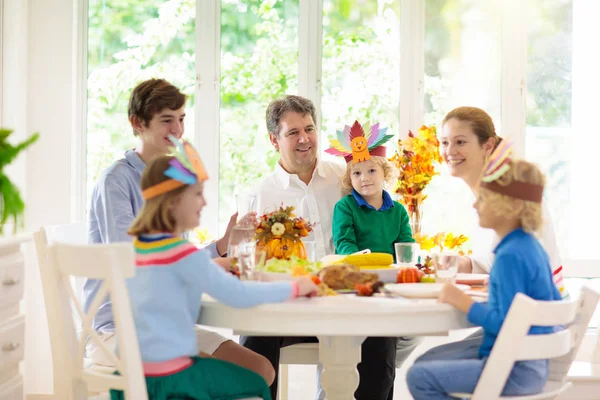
top-left (129, 233), bottom-right (293, 362)
top-left (85, 150), bottom-right (219, 332)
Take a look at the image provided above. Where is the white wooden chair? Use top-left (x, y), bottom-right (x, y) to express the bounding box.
top-left (278, 343), bottom-right (319, 400)
top-left (450, 285), bottom-right (600, 400)
top-left (34, 230), bottom-right (148, 400)
top-left (35, 226), bottom-right (263, 400)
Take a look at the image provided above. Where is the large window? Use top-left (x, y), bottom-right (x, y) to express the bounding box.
top-left (82, 0), bottom-right (596, 282)
top-left (218, 1), bottom-right (299, 228)
top-left (525, 0), bottom-right (572, 258)
top-left (86, 0), bottom-right (196, 202)
top-left (321, 0), bottom-right (401, 156)
top-left (419, 0), bottom-right (502, 243)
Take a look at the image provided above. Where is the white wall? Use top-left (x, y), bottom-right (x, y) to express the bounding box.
top-left (3, 0), bottom-right (76, 395)
top-left (26, 0), bottom-right (75, 394)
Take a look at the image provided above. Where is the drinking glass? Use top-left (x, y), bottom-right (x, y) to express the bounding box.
top-left (435, 253), bottom-right (459, 283)
top-left (227, 193), bottom-right (258, 256)
top-left (394, 242), bottom-right (420, 267)
top-left (229, 241), bottom-right (257, 280)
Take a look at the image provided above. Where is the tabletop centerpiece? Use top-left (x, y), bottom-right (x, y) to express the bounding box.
top-left (255, 205), bottom-right (315, 260)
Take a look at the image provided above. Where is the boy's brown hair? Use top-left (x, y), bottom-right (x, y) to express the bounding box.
top-left (479, 159), bottom-right (545, 233)
top-left (128, 78), bottom-right (187, 136)
top-left (341, 156), bottom-right (398, 195)
top-left (128, 156), bottom-right (188, 236)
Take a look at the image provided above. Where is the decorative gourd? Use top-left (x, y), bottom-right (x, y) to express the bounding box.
top-left (258, 236), bottom-right (306, 260)
top-left (255, 206), bottom-right (314, 261)
top-left (396, 267), bottom-right (424, 283)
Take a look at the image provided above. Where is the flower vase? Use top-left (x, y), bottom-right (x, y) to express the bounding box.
top-left (409, 198), bottom-right (422, 236)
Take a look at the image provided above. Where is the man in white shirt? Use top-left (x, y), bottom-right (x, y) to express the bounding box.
top-left (241, 95), bottom-right (397, 400)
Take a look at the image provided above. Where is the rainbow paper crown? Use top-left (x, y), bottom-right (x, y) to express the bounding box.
top-left (325, 120), bottom-right (394, 163)
top-left (480, 139), bottom-right (544, 203)
top-left (142, 136), bottom-right (209, 200)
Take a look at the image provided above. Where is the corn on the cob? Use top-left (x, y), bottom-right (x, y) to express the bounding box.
top-left (358, 265), bottom-right (394, 270)
top-left (343, 252), bottom-right (393, 267)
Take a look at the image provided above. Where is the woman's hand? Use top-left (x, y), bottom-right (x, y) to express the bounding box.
top-left (439, 281), bottom-right (474, 313)
top-left (295, 277), bottom-right (319, 297)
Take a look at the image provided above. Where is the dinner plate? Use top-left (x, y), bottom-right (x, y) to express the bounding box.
top-left (455, 273), bottom-right (488, 286)
top-left (384, 283), bottom-right (470, 299)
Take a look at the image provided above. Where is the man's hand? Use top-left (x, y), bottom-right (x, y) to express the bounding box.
top-left (216, 212), bottom-right (238, 256)
top-left (438, 281), bottom-right (474, 313)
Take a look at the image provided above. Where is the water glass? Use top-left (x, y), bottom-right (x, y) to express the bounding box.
top-left (394, 242), bottom-right (420, 267)
top-left (236, 193), bottom-right (257, 219)
top-left (303, 240), bottom-right (317, 262)
top-left (229, 241), bottom-right (257, 280)
top-left (435, 253), bottom-right (459, 283)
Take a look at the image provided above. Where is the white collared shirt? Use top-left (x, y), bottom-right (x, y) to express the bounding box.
top-left (252, 159), bottom-right (346, 259)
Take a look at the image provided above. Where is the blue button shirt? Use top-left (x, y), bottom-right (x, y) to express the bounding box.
top-left (85, 150), bottom-right (219, 332)
top-left (351, 189), bottom-right (395, 211)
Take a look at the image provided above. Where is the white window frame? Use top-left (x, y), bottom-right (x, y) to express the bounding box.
top-left (74, 0), bottom-right (594, 276)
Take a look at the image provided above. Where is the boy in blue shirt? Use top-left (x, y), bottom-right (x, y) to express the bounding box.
top-left (407, 150), bottom-right (561, 399)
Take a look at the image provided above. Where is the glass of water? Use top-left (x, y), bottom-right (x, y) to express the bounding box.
top-left (394, 242), bottom-right (420, 267)
top-left (435, 253), bottom-right (459, 283)
top-left (229, 241), bottom-right (257, 280)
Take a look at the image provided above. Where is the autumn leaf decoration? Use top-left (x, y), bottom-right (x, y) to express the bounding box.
top-left (254, 205), bottom-right (315, 244)
top-left (389, 125), bottom-right (442, 214)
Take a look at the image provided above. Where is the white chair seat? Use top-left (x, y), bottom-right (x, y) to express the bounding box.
top-left (451, 380), bottom-right (571, 399)
top-left (279, 343), bottom-right (319, 400)
top-left (280, 342), bottom-right (319, 365)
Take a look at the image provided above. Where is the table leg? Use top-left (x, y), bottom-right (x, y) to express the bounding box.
top-left (317, 336), bottom-right (366, 400)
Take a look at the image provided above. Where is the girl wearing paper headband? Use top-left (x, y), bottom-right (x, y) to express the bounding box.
top-left (326, 121), bottom-right (415, 258)
top-left (406, 144), bottom-right (561, 400)
top-left (111, 137), bottom-right (317, 400)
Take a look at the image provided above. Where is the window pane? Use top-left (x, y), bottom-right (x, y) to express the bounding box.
top-left (321, 0), bottom-right (401, 156)
top-left (524, 0), bottom-right (574, 258)
top-left (420, 0), bottom-right (502, 240)
top-left (87, 0), bottom-right (196, 206)
top-left (424, 0), bottom-right (502, 126)
top-left (218, 1), bottom-right (299, 230)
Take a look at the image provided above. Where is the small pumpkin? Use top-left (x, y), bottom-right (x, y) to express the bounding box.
top-left (258, 236), bottom-right (307, 261)
top-left (396, 267), bottom-right (424, 283)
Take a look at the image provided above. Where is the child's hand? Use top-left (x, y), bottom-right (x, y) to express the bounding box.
top-left (438, 281), bottom-right (474, 313)
top-left (457, 256), bottom-right (473, 273)
top-left (295, 277), bottom-right (319, 297)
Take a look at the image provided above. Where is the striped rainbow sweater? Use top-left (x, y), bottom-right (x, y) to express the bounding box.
top-left (126, 233), bottom-right (294, 370)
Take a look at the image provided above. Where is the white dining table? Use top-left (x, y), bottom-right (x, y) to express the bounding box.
top-left (198, 294), bottom-right (474, 400)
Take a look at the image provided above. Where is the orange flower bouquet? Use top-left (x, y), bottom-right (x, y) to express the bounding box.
top-left (389, 125), bottom-right (442, 234)
top-left (255, 206), bottom-right (315, 260)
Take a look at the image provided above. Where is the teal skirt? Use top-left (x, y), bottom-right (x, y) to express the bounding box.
top-left (110, 356), bottom-right (271, 400)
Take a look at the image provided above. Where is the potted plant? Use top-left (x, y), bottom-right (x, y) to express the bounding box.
top-left (0, 128), bottom-right (39, 234)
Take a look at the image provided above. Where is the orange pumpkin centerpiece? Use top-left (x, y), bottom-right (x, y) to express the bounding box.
top-left (255, 206), bottom-right (314, 261)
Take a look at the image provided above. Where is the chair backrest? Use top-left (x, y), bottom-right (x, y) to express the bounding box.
top-left (472, 286), bottom-right (600, 399)
top-left (34, 227), bottom-right (147, 400)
